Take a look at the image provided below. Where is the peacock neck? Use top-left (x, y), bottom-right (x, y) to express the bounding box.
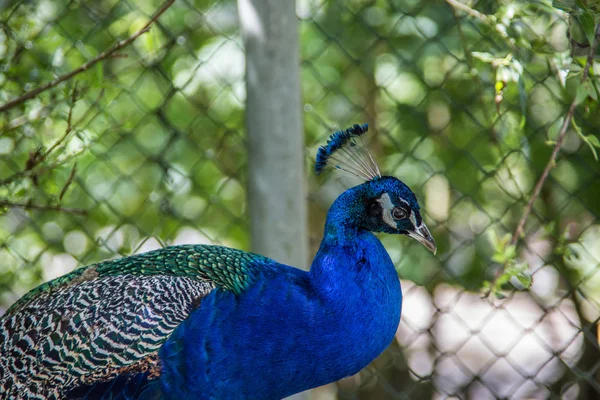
top-left (302, 196), bottom-right (402, 386)
top-left (319, 186), bottom-right (369, 240)
top-left (309, 192), bottom-right (401, 310)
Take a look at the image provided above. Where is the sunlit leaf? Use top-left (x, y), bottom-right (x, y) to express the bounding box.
top-left (579, 11), bottom-right (596, 43)
top-left (575, 83), bottom-right (589, 105)
top-left (587, 134), bottom-right (600, 148)
top-left (472, 52), bottom-right (496, 63)
top-left (516, 270), bottom-right (533, 288)
top-left (552, 0), bottom-right (576, 12)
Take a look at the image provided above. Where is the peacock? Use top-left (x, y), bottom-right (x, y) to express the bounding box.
top-left (0, 124), bottom-right (435, 399)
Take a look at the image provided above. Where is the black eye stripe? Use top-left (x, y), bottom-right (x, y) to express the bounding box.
top-left (368, 201), bottom-right (381, 218)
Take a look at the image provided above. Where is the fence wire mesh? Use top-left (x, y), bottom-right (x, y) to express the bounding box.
top-left (1, 0), bottom-right (600, 399)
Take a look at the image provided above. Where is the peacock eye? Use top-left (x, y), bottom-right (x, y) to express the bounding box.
top-left (392, 207), bottom-right (406, 220)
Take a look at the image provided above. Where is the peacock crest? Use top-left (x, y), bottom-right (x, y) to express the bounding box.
top-left (315, 123), bottom-right (381, 181)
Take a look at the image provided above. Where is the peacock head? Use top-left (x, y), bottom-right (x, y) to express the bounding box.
top-left (316, 124), bottom-right (436, 254)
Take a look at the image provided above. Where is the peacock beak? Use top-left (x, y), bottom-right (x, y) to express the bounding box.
top-left (406, 222), bottom-right (437, 254)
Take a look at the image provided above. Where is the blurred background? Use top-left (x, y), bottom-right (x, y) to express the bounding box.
top-left (1, 0), bottom-right (600, 399)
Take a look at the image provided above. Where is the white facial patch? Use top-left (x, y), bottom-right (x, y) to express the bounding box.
top-left (409, 211), bottom-right (418, 229)
top-left (399, 197), bottom-right (418, 229)
top-left (376, 193), bottom-right (397, 230)
top-left (398, 197), bottom-right (410, 207)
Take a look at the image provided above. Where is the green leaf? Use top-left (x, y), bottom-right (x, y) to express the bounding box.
top-left (488, 230), bottom-right (506, 249)
top-left (587, 81), bottom-right (598, 101)
top-left (494, 291), bottom-right (508, 300)
top-left (518, 77), bottom-right (527, 118)
top-left (504, 244), bottom-right (516, 261)
top-left (552, 0), bottom-right (576, 12)
top-left (516, 271), bottom-right (533, 288)
top-left (496, 271), bottom-right (512, 286)
top-left (580, 11), bottom-right (596, 44)
top-left (572, 118), bottom-right (600, 160)
top-left (544, 221), bottom-right (557, 235)
top-left (585, 136), bottom-right (599, 160)
top-left (575, 0), bottom-right (589, 11)
top-left (575, 83), bottom-right (589, 105)
top-left (492, 253), bottom-right (505, 263)
top-left (96, 62), bottom-right (104, 87)
top-left (587, 134), bottom-right (600, 148)
top-left (568, 245), bottom-right (580, 259)
top-left (499, 233), bottom-right (511, 248)
top-left (569, 63), bottom-right (583, 73)
top-left (472, 52), bottom-right (495, 63)
top-left (548, 117), bottom-right (564, 140)
top-left (502, 264), bottom-right (533, 289)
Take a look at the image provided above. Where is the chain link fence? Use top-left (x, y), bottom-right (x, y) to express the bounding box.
top-left (1, 0), bottom-right (600, 399)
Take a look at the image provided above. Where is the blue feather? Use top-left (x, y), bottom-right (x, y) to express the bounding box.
top-left (65, 372), bottom-right (163, 400)
top-left (315, 123), bottom-right (369, 174)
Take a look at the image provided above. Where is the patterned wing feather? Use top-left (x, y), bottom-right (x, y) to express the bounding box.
top-left (0, 244), bottom-right (269, 399)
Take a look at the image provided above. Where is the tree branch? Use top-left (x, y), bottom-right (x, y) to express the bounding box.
top-left (0, 88), bottom-right (104, 188)
top-left (445, 0), bottom-right (490, 22)
top-left (484, 23), bottom-right (600, 295)
top-left (445, 0), bottom-right (519, 53)
top-left (510, 22), bottom-right (600, 246)
top-left (0, 157), bottom-right (77, 187)
top-left (0, 0), bottom-right (175, 113)
top-left (42, 84), bottom-right (78, 161)
top-left (0, 201), bottom-right (87, 215)
top-left (59, 163), bottom-right (77, 201)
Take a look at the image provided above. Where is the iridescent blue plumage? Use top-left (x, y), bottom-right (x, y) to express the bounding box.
top-left (0, 125), bottom-right (435, 399)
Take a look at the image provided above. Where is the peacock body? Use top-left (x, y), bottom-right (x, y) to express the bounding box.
top-left (0, 124), bottom-right (435, 399)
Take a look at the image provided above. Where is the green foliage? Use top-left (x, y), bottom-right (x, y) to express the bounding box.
top-left (0, 0), bottom-right (599, 331)
top-left (483, 230), bottom-right (532, 298)
top-left (0, 0), bottom-right (247, 307)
